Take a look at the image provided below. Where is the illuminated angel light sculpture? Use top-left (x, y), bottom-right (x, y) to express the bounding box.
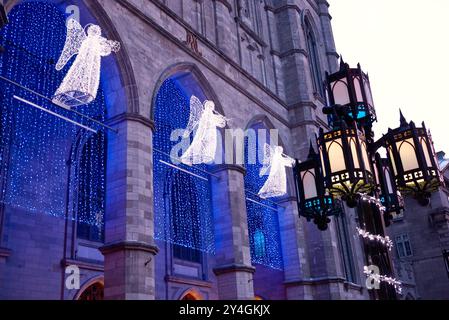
top-left (53, 19), bottom-right (121, 109)
top-left (258, 144), bottom-right (295, 199)
top-left (180, 96), bottom-right (227, 165)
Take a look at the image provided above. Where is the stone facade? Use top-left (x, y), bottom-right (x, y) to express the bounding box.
top-left (0, 0), bottom-right (373, 300)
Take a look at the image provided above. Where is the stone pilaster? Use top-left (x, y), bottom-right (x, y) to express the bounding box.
top-left (277, 197), bottom-right (313, 299)
top-left (213, 0), bottom-right (238, 60)
top-left (210, 164), bottom-right (255, 300)
top-left (100, 113), bottom-right (158, 300)
top-left (316, 0), bottom-right (340, 72)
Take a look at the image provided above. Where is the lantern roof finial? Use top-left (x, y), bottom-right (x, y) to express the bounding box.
top-left (308, 141), bottom-right (317, 159)
top-left (399, 109), bottom-right (408, 127)
top-left (339, 55), bottom-right (346, 70)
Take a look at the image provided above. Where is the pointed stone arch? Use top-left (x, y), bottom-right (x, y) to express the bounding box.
top-left (151, 62), bottom-right (225, 120)
top-left (5, 0), bottom-right (139, 116)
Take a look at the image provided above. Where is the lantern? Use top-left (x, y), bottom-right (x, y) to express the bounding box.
top-left (374, 153), bottom-right (404, 226)
top-left (294, 143), bottom-right (341, 231)
top-left (326, 59), bottom-right (376, 135)
top-left (384, 111), bottom-right (441, 206)
top-left (318, 122), bottom-right (376, 208)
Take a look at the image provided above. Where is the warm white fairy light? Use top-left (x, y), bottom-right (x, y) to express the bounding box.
top-left (363, 266), bottom-right (403, 294)
top-left (258, 144), bottom-right (295, 199)
top-left (180, 96), bottom-right (227, 165)
top-left (358, 193), bottom-right (387, 212)
top-left (356, 227), bottom-right (393, 250)
top-left (53, 19), bottom-right (120, 108)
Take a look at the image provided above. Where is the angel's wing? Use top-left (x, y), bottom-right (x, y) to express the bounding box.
top-left (259, 143), bottom-right (274, 177)
top-left (55, 19), bottom-right (87, 71)
top-left (183, 96), bottom-right (205, 138)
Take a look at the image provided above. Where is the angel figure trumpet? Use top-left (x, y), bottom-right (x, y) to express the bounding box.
top-left (258, 144), bottom-right (295, 199)
top-left (53, 19), bottom-right (121, 109)
top-left (180, 96), bottom-right (227, 165)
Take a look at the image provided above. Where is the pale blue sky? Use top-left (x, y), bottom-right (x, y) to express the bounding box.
top-left (328, 0), bottom-right (449, 154)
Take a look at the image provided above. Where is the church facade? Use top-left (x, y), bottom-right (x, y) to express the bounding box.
top-left (0, 0), bottom-right (435, 300)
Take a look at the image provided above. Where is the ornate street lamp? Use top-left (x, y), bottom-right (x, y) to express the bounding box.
top-left (294, 143), bottom-right (341, 231)
top-left (384, 112), bottom-right (442, 206)
top-left (317, 121), bottom-right (376, 208)
top-left (325, 59), bottom-right (376, 136)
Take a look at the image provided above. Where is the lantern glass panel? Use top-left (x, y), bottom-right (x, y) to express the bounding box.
top-left (364, 80), bottom-right (373, 106)
top-left (397, 138), bottom-right (419, 171)
top-left (420, 137), bottom-right (432, 167)
top-left (354, 77), bottom-right (364, 102)
top-left (332, 80), bottom-right (351, 105)
top-left (384, 168), bottom-right (394, 193)
top-left (388, 147), bottom-right (398, 175)
top-left (302, 170), bottom-right (318, 199)
top-left (350, 138), bottom-right (360, 168)
top-left (327, 139), bottom-right (346, 173)
top-left (361, 142), bottom-right (371, 173)
top-left (320, 146), bottom-right (327, 177)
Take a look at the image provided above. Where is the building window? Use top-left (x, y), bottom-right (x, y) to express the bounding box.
top-left (153, 76), bottom-right (215, 265)
top-left (76, 135), bottom-right (106, 243)
top-left (244, 122), bottom-right (283, 270)
top-left (0, 3), bottom-right (108, 224)
top-left (305, 21), bottom-right (324, 97)
top-left (396, 234), bottom-right (413, 258)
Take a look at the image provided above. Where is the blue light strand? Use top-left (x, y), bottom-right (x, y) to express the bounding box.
top-left (153, 78), bottom-right (214, 253)
top-left (244, 127), bottom-right (283, 270)
top-left (0, 2), bottom-right (106, 232)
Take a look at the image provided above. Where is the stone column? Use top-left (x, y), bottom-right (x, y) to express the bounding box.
top-left (211, 164), bottom-right (255, 300)
top-left (100, 114), bottom-right (158, 300)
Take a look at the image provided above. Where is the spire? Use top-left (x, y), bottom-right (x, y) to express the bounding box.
top-left (399, 109), bottom-right (407, 127)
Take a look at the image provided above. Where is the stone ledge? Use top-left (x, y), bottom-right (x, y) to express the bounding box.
top-left (99, 241), bottom-right (159, 255)
top-left (213, 264), bottom-right (256, 276)
top-left (61, 258), bottom-right (104, 272)
top-left (284, 276), bottom-right (346, 287)
top-left (0, 247), bottom-right (11, 259)
top-left (165, 275), bottom-right (213, 288)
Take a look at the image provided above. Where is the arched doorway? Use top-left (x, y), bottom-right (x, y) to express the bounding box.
top-left (78, 282), bottom-right (104, 301)
top-left (180, 289), bottom-right (203, 300)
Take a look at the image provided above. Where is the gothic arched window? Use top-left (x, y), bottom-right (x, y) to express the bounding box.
top-left (305, 20), bottom-right (324, 97)
top-left (153, 74), bottom-right (215, 264)
top-left (244, 122), bottom-right (283, 270)
top-left (0, 3), bottom-right (107, 228)
top-left (76, 134), bottom-right (106, 243)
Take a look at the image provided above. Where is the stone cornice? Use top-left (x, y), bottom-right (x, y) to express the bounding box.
top-left (213, 264), bottom-right (256, 276)
top-left (271, 48), bottom-right (308, 59)
top-left (265, 5), bottom-right (301, 16)
top-left (165, 275), bottom-right (213, 288)
top-left (61, 258), bottom-right (104, 272)
top-left (100, 241), bottom-right (159, 256)
top-left (0, 247), bottom-right (11, 259)
top-left (284, 276), bottom-right (346, 286)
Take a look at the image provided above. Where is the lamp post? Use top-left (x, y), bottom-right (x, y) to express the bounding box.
top-left (294, 57), bottom-right (443, 299)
